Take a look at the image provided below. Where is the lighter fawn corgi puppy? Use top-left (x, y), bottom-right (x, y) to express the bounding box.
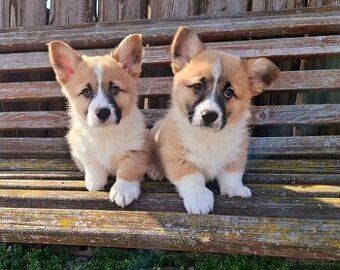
top-left (48, 35), bottom-right (149, 208)
top-left (148, 27), bottom-right (279, 214)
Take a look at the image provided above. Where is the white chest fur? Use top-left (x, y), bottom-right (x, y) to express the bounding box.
top-left (68, 107), bottom-right (145, 174)
top-left (173, 110), bottom-right (249, 179)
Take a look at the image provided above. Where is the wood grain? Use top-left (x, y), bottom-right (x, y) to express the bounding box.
top-left (0, 7), bottom-right (339, 52)
top-left (0, 104), bottom-right (338, 131)
top-left (1, 135), bottom-right (339, 159)
top-left (98, 0), bottom-right (148, 22)
top-left (0, 189), bottom-right (338, 219)
top-left (199, 0), bottom-right (249, 16)
top-left (1, 35), bottom-right (340, 74)
top-left (0, 208), bottom-right (338, 259)
top-left (0, 179), bottom-right (339, 198)
top-left (48, 0), bottom-right (96, 25)
top-left (1, 70), bottom-right (339, 101)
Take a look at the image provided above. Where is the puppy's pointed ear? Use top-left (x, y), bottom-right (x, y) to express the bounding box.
top-left (171, 26), bottom-right (205, 74)
top-left (112, 34), bottom-right (144, 78)
top-left (47, 41), bottom-right (82, 85)
top-left (243, 58), bottom-right (280, 96)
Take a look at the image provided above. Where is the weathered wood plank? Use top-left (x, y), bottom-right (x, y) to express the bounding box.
top-left (0, 7), bottom-right (339, 52)
top-left (1, 135), bottom-right (339, 159)
top-left (249, 136), bottom-right (340, 158)
top-left (0, 171), bottom-right (84, 180)
top-left (0, 179), bottom-right (339, 198)
top-left (1, 35), bottom-right (340, 74)
top-left (1, 208), bottom-right (339, 259)
top-left (1, 70), bottom-right (339, 101)
top-left (48, 0), bottom-right (96, 25)
top-left (0, 189), bottom-right (338, 219)
top-left (0, 0), bottom-right (46, 28)
top-left (98, 0), bottom-right (148, 22)
top-left (0, 104), bottom-right (338, 131)
top-left (199, 0), bottom-right (249, 16)
top-left (149, 0), bottom-right (199, 18)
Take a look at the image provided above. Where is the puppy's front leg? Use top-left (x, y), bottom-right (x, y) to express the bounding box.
top-left (109, 149), bottom-right (149, 208)
top-left (84, 162), bottom-right (108, 191)
top-left (167, 161), bottom-right (214, 215)
top-left (217, 156), bottom-right (252, 198)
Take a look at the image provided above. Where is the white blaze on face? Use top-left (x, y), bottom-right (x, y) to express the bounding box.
top-left (212, 59), bottom-right (221, 93)
top-left (87, 64), bottom-right (117, 127)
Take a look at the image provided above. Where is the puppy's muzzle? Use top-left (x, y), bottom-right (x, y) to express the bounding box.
top-left (96, 107), bottom-right (111, 122)
top-left (201, 110), bottom-right (218, 125)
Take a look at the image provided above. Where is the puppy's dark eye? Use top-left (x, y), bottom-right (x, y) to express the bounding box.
top-left (110, 85), bottom-right (120, 96)
top-left (192, 83), bottom-right (204, 93)
top-left (81, 88), bottom-right (93, 98)
top-left (224, 86), bottom-right (234, 99)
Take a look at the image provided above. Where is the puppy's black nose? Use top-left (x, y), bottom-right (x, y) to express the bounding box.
top-left (201, 111), bottom-right (218, 124)
top-left (96, 108), bottom-right (111, 121)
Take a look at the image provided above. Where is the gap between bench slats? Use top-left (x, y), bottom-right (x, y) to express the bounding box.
top-left (0, 171), bottom-right (338, 185)
top-left (1, 70), bottom-right (339, 101)
top-left (0, 7), bottom-right (339, 52)
top-left (0, 104), bottom-right (339, 131)
top-left (0, 189), bottom-right (338, 220)
top-left (1, 35), bottom-right (340, 74)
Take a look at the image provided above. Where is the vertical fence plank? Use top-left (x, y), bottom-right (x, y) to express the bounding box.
top-left (98, 0), bottom-right (148, 22)
top-left (149, 0), bottom-right (199, 19)
top-left (252, 0), bottom-right (304, 10)
top-left (199, 0), bottom-right (249, 16)
top-left (49, 0), bottom-right (96, 25)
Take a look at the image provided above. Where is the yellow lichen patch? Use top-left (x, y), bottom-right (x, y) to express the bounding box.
top-left (314, 198), bottom-right (340, 208)
top-left (59, 217), bottom-right (74, 228)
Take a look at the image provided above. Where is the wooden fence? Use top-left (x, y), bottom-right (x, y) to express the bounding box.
top-left (0, 0), bottom-right (339, 138)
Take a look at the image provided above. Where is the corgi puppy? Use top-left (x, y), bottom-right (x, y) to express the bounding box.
top-left (148, 27), bottom-right (279, 214)
top-left (48, 35), bottom-right (149, 208)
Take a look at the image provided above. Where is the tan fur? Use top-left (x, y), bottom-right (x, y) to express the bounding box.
top-left (149, 27), bottom-right (279, 214)
top-left (48, 35), bottom-right (149, 207)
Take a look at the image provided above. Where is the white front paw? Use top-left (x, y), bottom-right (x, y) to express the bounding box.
top-left (181, 187), bottom-right (214, 215)
top-left (222, 185), bottom-right (252, 198)
top-left (109, 178), bottom-right (140, 208)
top-left (85, 175), bottom-right (107, 191)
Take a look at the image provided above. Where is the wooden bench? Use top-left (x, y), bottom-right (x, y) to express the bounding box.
top-left (0, 8), bottom-right (339, 260)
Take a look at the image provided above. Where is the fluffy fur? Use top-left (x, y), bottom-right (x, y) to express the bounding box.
top-left (48, 35), bottom-right (149, 208)
top-left (148, 27), bottom-right (279, 214)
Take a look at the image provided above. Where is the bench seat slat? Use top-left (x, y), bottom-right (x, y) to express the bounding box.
top-left (0, 105), bottom-right (338, 131)
top-left (1, 35), bottom-right (340, 74)
top-left (0, 7), bottom-right (339, 52)
top-left (0, 180), bottom-right (339, 198)
top-left (1, 208), bottom-right (339, 259)
top-left (1, 70), bottom-right (339, 101)
top-left (0, 158), bottom-right (338, 174)
top-left (0, 189), bottom-right (338, 219)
